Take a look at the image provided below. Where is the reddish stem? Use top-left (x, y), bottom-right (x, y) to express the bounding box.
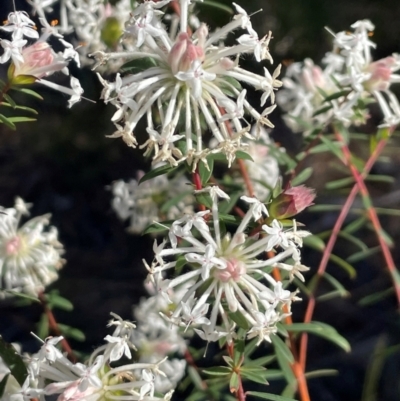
top-left (192, 166), bottom-right (206, 212)
top-left (299, 134), bottom-right (396, 370)
top-left (38, 292), bottom-right (77, 362)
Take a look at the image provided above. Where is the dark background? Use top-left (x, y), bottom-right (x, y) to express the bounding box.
top-left (1, 1), bottom-right (400, 400)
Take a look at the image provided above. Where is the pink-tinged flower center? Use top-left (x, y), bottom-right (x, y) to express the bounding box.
top-left (215, 259), bottom-right (246, 283)
top-left (18, 42), bottom-right (54, 78)
top-left (5, 236), bottom-right (22, 256)
top-left (168, 32), bottom-right (204, 75)
top-left (365, 56), bottom-right (395, 91)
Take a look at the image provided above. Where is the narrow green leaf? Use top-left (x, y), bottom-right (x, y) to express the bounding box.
top-left (228, 310), bottom-right (250, 330)
top-left (291, 167), bottom-right (313, 186)
top-left (271, 335), bottom-right (294, 364)
top-left (240, 367), bottom-right (268, 385)
top-left (139, 164), bottom-right (176, 184)
top-left (1, 103), bottom-right (38, 114)
top-left (201, 0), bottom-right (234, 13)
top-left (329, 254), bottom-right (357, 278)
top-left (199, 157), bottom-right (214, 186)
top-left (3, 94), bottom-right (16, 108)
top-left (57, 324), bottom-right (86, 342)
top-left (320, 136), bottom-right (344, 160)
top-left (325, 176), bottom-right (354, 190)
top-left (120, 57), bottom-right (158, 74)
top-left (323, 90), bottom-right (351, 102)
top-left (11, 74), bottom-right (37, 85)
top-left (13, 88), bottom-right (43, 100)
top-left (358, 287), bottom-right (394, 306)
top-left (312, 104), bottom-right (332, 117)
top-left (46, 292), bottom-right (74, 311)
top-left (0, 114), bottom-right (16, 130)
top-left (344, 217), bottom-right (367, 234)
top-left (142, 221), bottom-right (172, 235)
top-left (0, 337), bottom-right (28, 387)
top-left (219, 191), bottom-right (241, 214)
top-left (229, 372), bottom-right (239, 393)
top-left (195, 193), bottom-right (212, 209)
top-left (235, 150), bottom-right (254, 162)
top-left (317, 290), bottom-right (347, 302)
top-left (245, 355), bottom-right (276, 367)
top-left (305, 369), bottom-right (338, 379)
top-left (2, 290), bottom-right (40, 303)
top-left (37, 313), bottom-right (49, 339)
top-left (338, 231), bottom-right (368, 251)
top-left (203, 367), bottom-right (231, 376)
top-left (187, 366), bottom-right (204, 391)
top-left (284, 322), bottom-right (351, 352)
top-left (365, 175), bottom-right (394, 184)
top-left (346, 246), bottom-right (380, 264)
top-left (302, 235), bottom-right (325, 252)
top-left (7, 117), bottom-right (36, 123)
top-left (323, 272), bottom-right (349, 297)
top-left (247, 391), bottom-right (297, 401)
top-left (0, 374), bottom-right (10, 398)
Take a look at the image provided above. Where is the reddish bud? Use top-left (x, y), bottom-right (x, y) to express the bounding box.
top-left (269, 185), bottom-right (316, 219)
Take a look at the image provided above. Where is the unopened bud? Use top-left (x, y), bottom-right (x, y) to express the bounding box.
top-left (364, 56), bottom-right (396, 91)
top-left (269, 185), bottom-right (315, 220)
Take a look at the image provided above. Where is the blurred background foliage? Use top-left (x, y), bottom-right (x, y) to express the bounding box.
top-left (1, 0), bottom-right (400, 400)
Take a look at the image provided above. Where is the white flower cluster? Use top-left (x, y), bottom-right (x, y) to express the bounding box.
top-left (243, 126), bottom-right (281, 201)
top-left (1, 315), bottom-right (174, 401)
top-left (145, 186), bottom-right (309, 345)
top-left (28, 0), bottom-right (136, 68)
top-left (111, 170), bottom-right (193, 234)
top-left (97, 0), bottom-right (282, 168)
top-left (132, 281), bottom-right (188, 393)
top-left (278, 20), bottom-right (400, 133)
top-left (0, 198), bottom-right (64, 297)
top-left (0, 11), bottom-right (83, 107)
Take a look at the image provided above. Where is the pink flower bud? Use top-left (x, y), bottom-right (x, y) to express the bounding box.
top-left (364, 56), bottom-right (396, 91)
top-left (301, 59), bottom-right (326, 93)
top-left (195, 23), bottom-right (208, 48)
top-left (13, 41), bottom-right (67, 80)
top-left (269, 185), bottom-right (316, 220)
top-left (168, 32), bottom-right (204, 74)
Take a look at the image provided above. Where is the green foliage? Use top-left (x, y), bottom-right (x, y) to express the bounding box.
top-left (0, 337), bottom-right (28, 392)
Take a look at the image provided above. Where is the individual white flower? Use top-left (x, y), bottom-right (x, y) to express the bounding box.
top-left (1, 11), bottom-right (39, 40)
top-left (0, 198), bottom-right (65, 297)
top-left (97, 0), bottom-right (280, 168)
top-left (145, 187), bottom-right (307, 343)
top-left (104, 335), bottom-right (134, 362)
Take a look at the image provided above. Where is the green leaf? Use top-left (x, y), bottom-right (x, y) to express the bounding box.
top-left (195, 192), bottom-right (213, 209)
top-left (339, 231), bottom-right (368, 251)
top-left (347, 245), bottom-right (381, 263)
top-left (323, 90), bottom-right (351, 102)
top-left (229, 372), bottom-right (239, 393)
top-left (203, 367), bottom-right (231, 376)
top-left (228, 310), bottom-right (250, 330)
top-left (0, 114), bottom-right (16, 130)
top-left (343, 217), bottom-right (367, 234)
top-left (219, 191), bottom-right (241, 214)
top-left (240, 366), bottom-right (268, 385)
top-left (303, 235), bottom-right (325, 252)
top-left (291, 167), bottom-right (313, 186)
top-left (57, 324), bottom-right (86, 342)
top-left (201, 0), bottom-right (234, 14)
top-left (37, 313), bottom-right (49, 339)
top-left (271, 335), bottom-right (294, 364)
top-left (235, 150), bottom-right (254, 162)
top-left (187, 366), bottom-right (204, 391)
top-left (45, 291), bottom-right (74, 311)
top-left (358, 287), bottom-right (394, 306)
top-left (120, 57), bottom-right (158, 74)
top-left (1, 103), bottom-right (38, 115)
top-left (142, 221), bottom-right (172, 235)
top-left (305, 369), bottom-right (338, 379)
top-left (325, 176), bottom-right (354, 190)
top-left (2, 290), bottom-right (40, 303)
top-left (330, 254), bottom-right (357, 278)
top-left (312, 104), bottom-right (332, 117)
top-left (0, 336), bottom-right (28, 387)
top-left (320, 136), bottom-right (344, 160)
top-left (7, 117), bottom-right (36, 123)
top-left (323, 272), bottom-right (349, 298)
top-left (245, 355), bottom-right (276, 367)
top-left (199, 157), bottom-right (214, 186)
top-left (3, 94), bottom-right (17, 109)
top-left (247, 391), bottom-right (298, 401)
top-left (139, 164), bottom-right (176, 184)
top-left (284, 322), bottom-right (351, 352)
top-left (13, 88), bottom-right (43, 100)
